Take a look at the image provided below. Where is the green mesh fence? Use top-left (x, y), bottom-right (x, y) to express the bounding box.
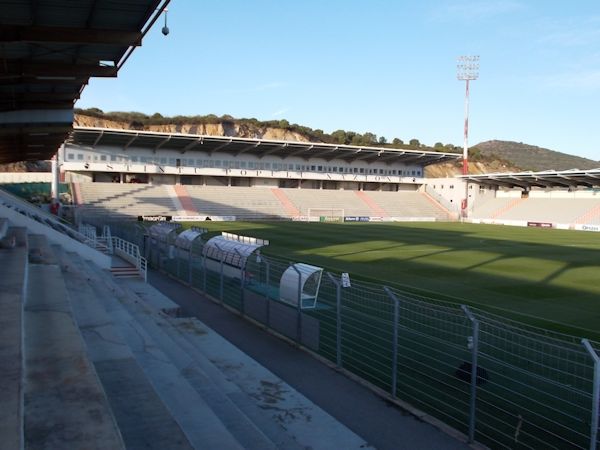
top-left (107, 224), bottom-right (599, 450)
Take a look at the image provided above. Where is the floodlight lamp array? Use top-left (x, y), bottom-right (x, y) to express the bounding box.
top-left (457, 55), bottom-right (480, 80)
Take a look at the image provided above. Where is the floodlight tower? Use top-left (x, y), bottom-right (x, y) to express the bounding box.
top-left (457, 55), bottom-right (479, 175)
top-left (457, 55), bottom-right (479, 218)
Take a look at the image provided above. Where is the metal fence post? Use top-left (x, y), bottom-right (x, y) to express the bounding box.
top-left (264, 257), bottom-right (271, 329)
top-left (291, 264), bottom-right (303, 345)
top-left (582, 339), bottom-right (599, 450)
top-left (235, 249), bottom-right (245, 316)
top-left (384, 287), bottom-right (400, 397)
top-left (201, 247), bottom-right (207, 293)
top-left (327, 272), bottom-right (342, 368)
top-left (461, 305), bottom-right (480, 444)
top-left (219, 250), bottom-right (224, 304)
top-left (188, 248), bottom-right (193, 285)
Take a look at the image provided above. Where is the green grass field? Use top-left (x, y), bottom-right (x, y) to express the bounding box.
top-left (183, 221), bottom-right (600, 340)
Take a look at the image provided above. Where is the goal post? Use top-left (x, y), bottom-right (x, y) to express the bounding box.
top-left (307, 208), bottom-right (345, 222)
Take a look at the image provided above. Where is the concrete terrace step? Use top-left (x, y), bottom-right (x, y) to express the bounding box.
top-left (105, 267), bottom-right (366, 449)
top-left (0, 240), bottom-right (28, 450)
top-left (24, 251), bottom-right (124, 450)
top-left (167, 315), bottom-right (372, 450)
top-left (54, 248), bottom-right (195, 449)
top-left (88, 262), bottom-right (278, 449)
top-left (110, 281), bottom-right (296, 449)
top-left (72, 254), bottom-right (243, 450)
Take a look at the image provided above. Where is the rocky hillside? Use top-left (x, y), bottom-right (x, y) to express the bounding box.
top-left (71, 109), bottom-right (595, 177)
top-left (473, 140), bottom-right (599, 172)
top-left (75, 114), bottom-right (311, 142)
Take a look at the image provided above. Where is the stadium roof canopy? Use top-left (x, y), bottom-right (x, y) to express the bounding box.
top-left (462, 168), bottom-right (600, 189)
top-left (0, 0), bottom-right (169, 164)
top-left (69, 127), bottom-right (462, 166)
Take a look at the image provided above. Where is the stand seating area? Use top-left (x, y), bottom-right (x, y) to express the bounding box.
top-left (0, 212), bottom-right (367, 449)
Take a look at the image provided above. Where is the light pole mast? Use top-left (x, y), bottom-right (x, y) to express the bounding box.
top-left (457, 55), bottom-right (479, 217)
top-left (457, 55), bottom-right (479, 175)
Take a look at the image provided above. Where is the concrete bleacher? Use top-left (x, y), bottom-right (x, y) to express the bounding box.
top-left (0, 224), bottom-right (28, 450)
top-left (280, 188), bottom-right (372, 217)
top-left (77, 182), bottom-right (452, 221)
top-left (77, 183), bottom-right (178, 220)
top-left (472, 197), bottom-right (600, 225)
top-left (0, 211), bottom-right (370, 449)
top-left (366, 191), bottom-right (450, 220)
top-left (185, 185), bottom-right (289, 220)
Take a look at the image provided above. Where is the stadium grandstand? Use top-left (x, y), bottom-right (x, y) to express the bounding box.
top-left (2, 1), bottom-right (600, 449)
top-left (462, 169), bottom-right (600, 231)
top-left (0, 2), bottom-right (476, 450)
top-left (60, 127), bottom-right (460, 223)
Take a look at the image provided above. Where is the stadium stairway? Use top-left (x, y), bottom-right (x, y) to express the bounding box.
top-left (271, 188), bottom-right (300, 216)
top-left (50, 246), bottom-right (370, 449)
top-left (172, 184), bottom-right (199, 217)
top-left (355, 191), bottom-right (388, 217)
top-left (575, 202), bottom-right (600, 225)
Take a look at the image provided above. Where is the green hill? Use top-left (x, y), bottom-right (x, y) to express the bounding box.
top-left (472, 140), bottom-right (599, 171)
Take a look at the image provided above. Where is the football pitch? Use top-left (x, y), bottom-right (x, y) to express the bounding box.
top-left (184, 221), bottom-right (600, 340)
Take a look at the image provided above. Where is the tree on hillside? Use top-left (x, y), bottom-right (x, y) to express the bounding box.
top-left (331, 130), bottom-right (347, 145)
top-left (409, 138), bottom-right (420, 148)
top-left (379, 136), bottom-right (387, 145)
top-left (392, 138), bottom-right (403, 146)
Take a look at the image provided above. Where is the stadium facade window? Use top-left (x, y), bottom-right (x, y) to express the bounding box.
top-left (359, 168), bottom-right (365, 174)
top-left (318, 165), bottom-right (323, 171)
top-left (248, 162), bottom-right (255, 169)
top-left (100, 155), bottom-right (107, 161)
top-left (67, 153), bottom-right (74, 160)
top-left (77, 154), bottom-right (83, 160)
top-left (110, 155), bottom-right (117, 161)
top-left (160, 157), bottom-right (167, 164)
top-left (169, 158), bottom-right (176, 165)
top-left (265, 163), bottom-right (271, 169)
top-left (131, 156), bottom-right (138, 162)
top-left (240, 161), bottom-right (247, 168)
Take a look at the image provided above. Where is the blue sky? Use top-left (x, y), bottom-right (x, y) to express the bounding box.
top-left (79, 1), bottom-right (600, 161)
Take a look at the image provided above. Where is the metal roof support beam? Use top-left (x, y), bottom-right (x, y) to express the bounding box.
top-left (259, 143), bottom-right (288, 158)
top-left (124, 133), bottom-right (139, 150)
top-left (208, 138), bottom-right (234, 155)
top-left (0, 92), bottom-right (80, 103)
top-left (92, 130), bottom-right (104, 148)
top-left (235, 141), bottom-right (261, 156)
top-left (20, 62), bottom-right (118, 78)
top-left (0, 25), bottom-right (143, 46)
top-left (154, 135), bottom-right (171, 152)
top-left (0, 108), bottom-right (73, 124)
top-left (181, 137), bottom-right (203, 153)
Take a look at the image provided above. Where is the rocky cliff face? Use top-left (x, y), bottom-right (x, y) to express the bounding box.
top-left (75, 114), bottom-right (519, 176)
top-left (74, 115), bottom-right (311, 142)
top-left (425, 160), bottom-right (521, 177)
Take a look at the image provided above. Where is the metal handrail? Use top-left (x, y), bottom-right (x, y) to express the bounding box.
top-left (111, 236), bottom-right (147, 282)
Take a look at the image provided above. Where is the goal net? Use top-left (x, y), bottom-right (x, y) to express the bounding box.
top-left (307, 208), bottom-right (345, 222)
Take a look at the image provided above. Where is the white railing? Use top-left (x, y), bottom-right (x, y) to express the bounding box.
top-left (111, 236), bottom-right (147, 282)
top-left (0, 187), bottom-right (94, 244)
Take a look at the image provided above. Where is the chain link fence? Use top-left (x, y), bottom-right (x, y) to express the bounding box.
top-left (106, 222), bottom-right (599, 449)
